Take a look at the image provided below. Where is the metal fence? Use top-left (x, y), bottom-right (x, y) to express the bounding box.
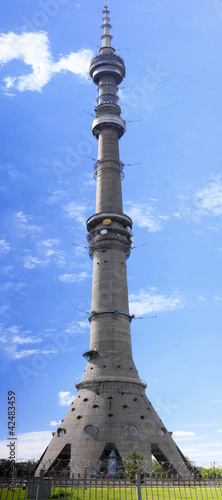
top-left (1, 471), bottom-right (222, 500)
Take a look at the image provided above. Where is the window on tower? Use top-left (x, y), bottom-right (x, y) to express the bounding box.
top-left (84, 425), bottom-right (97, 437)
top-left (57, 428), bottom-right (66, 437)
top-left (158, 428), bottom-right (166, 437)
top-left (124, 425), bottom-right (137, 436)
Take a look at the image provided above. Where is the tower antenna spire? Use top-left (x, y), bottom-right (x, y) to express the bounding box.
top-left (100, 4), bottom-right (114, 50)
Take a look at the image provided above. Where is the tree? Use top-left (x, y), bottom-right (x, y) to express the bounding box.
top-left (124, 451), bottom-right (144, 480)
top-left (152, 458), bottom-right (166, 477)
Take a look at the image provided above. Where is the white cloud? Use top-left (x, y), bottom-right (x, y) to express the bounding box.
top-left (41, 239), bottom-right (60, 247)
top-left (45, 249), bottom-right (55, 257)
top-left (218, 430), bottom-right (222, 433)
top-left (59, 271), bottom-right (88, 283)
top-left (63, 321), bottom-right (85, 336)
top-left (0, 239), bottom-right (10, 252)
top-left (50, 420), bottom-right (61, 427)
top-left (24, 246), bottom-right (66, 269)
top-left (180, 443), bottom-right (222, 460)
top-left (178, 177), bottom-right (222, 224)
top-left (197, 295), bottom-right (206, 301)
top-left (0, 326), bottom-right (59, 359)
top-left (193, 178), bottom-right (222, 218)
top-left (0, 32), bottom-right (93, 93)
top-left (12, 335), bottom-right (42, 345)
top-left (63, 201), bottom-right (89, 224)
top-left (12, 349), bottom-right (43, 359)
top-left (191, 423), bottom-right (213, 427)
top-left (17, 211), bottom-right (42, 236)
top-left (23, 255), bottom-right (44, 269)
top-left (53, 50), bottom-right (92, 78)
top-left (6, 347), bottom-right (58, 359)
top-left (125, 201), bottom-right (164, 232)
top-left (129, 289), bottom-right (184, 316)
top-left (0, 264), bottom-right (13, 274)
top-left (0, 305), bottom-right (10, 315)
top-left (77, 320), bottom-right (90, 329)
top-left (80, 173), bottom-right (96, 190)
top-left (0, 319), bottom-right (88, 360)
top-left (173, 431), bottom-right (195, 437)
top-left (2, 281), bottom-right (25, 292)
top-left (0, 431), bottom-right (52, 459)
top-left (47, 190), bottom-right (69, 204)
top-left (58, 391), bottom-right (75, 406)
top-left (35, 239), bottom-right (66, 267)
top-left (214, 295), bottom-right (222, 302)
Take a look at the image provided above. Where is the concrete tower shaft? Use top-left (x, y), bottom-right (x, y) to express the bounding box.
top-left (83, 6), bottom-right (138, 378)
top-left (96, 129), bottom-right (123, 213)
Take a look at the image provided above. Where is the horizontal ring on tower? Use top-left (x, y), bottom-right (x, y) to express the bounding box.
top-left (94, 159), bottom-right (125, 179)
top-left (75, 377), bottom-right (147, 390)
top-left (92, 115), bottom-right (125, 138)
top-left (88, 310), bottom-right (134, 322)
top-left (89, 54), bottom-right (125, 85)
top-left (86, 212), bottom-right (132, 232)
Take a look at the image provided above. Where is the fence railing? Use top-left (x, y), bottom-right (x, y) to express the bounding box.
top-left (1, 472), bottom-right (222, 500)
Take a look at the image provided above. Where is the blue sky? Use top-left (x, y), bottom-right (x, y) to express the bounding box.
top-left (0, 0), bottom-right (222, 466)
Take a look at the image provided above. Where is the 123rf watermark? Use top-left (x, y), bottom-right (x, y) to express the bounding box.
top-left (7, 391), bottom-right (17, 490)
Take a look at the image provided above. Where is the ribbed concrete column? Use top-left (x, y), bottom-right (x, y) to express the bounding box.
top-left (91, 247), bottom-right (128, 312)
top-left (96, 129), bottom-right (123, 213)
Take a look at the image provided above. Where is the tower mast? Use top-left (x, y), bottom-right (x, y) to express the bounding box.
top-left (36, 6), bottom-right (193, 478)
top-left (80, 5), bottom-right (142, 392)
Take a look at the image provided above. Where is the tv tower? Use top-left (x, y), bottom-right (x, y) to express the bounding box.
top-left (36, 6), bottom-right (192, 477)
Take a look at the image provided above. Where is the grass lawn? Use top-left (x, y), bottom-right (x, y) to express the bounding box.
top-left (1, 485), bottom-right (221, 500)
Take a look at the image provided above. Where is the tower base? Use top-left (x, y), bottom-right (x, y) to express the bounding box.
top-left (36, 382), bottom-right (193, 478)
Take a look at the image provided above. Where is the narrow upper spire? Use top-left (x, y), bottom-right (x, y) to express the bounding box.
top-left (101, 5), bottom-right (113, 48)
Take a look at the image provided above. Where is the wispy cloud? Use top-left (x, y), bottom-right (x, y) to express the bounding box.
top-left (77, 320), bottom-right (89, 329)
top-left (0, 320), bottom-right (88, 361)
top-left (58, 391), bottom-right (75, 406)
top-left (125, 201), bottom-right (168, 232)
top-left (0, 431), bottom-right (52, 459)
top-left (80, 173), bottom-right (96, 191)
top-left (23, 255), bottom-right (45, 269)
top-left (129, 288), bottom-right (184, 316)
top-left (0, 32), bottom-right (93, 93)
top-left (1, 281), bottom-right (25, 292)
top-left (193, 178), bottom-right (222, 219)
top-left (41, 239), bottom-right (60, 247)
top-left (0, 239), bottom-right (11, 252)
top-left (214, 295), bottom-right (222, 302)
top-left (12, 335), bottom-right (43, 345)
top-left (177, 176), bottom-right (222, 225)
top-left (63, 201), bottom-right (89, 224)
top-left (0, 305), bottom-right (10, 315)
top-left (5, 347), bottom-right (58, 359)
top-left (197, 295), bottom-right (206, 302)
top-left (17, 212), bottom-right (43, 236)
top-left (47, 190), bottom-right (70, 204)
top-left (173, 431), bottom-right (195, 438)
top-left (190, 424), bottom-right (214, 427)
top-left (59, 272), bottom-right (88, 283)
top-left (23, 239), bottom-right (66, 269)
